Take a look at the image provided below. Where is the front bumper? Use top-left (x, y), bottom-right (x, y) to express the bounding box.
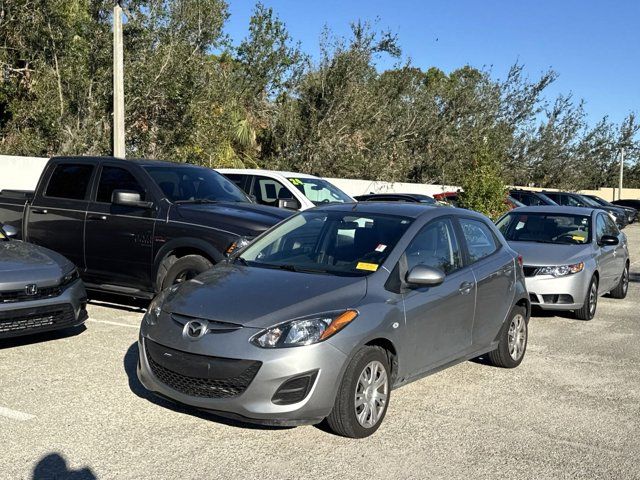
top-left (137, 316), bottom-right (349, 426)
top-left (0, 280), bottom-right (88, 339)
top-left (525, 270), bottom-right (589, 311)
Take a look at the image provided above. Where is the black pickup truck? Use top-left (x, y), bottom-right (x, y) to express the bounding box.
top-left (0, 156), bottom-right (291, 299)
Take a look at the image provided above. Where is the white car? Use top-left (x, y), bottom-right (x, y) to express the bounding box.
top-left (217, 169), bottom-right (354, 211)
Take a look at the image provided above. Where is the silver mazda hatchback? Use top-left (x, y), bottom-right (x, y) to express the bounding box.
top-left (138, 203), bottom-right (530, 438)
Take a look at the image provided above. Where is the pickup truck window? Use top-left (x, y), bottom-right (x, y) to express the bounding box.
top-left (97, 166), bottom-right (146, 203)
top-left (45, 163), bottom-right (94, 200)
top-left (144, 165), bottom-right (249, 203)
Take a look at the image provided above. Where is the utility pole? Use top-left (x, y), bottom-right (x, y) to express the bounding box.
top-left (618, 148), bottom-right (624, 200)
top-left (113, 1), bottom-right (125, 158)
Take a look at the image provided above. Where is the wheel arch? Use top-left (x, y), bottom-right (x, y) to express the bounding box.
top-left (153, 238), bottom-right (224, 291)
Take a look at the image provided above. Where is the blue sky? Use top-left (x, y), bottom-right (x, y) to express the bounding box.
top-left (225, 0), bottom-right (640, 125)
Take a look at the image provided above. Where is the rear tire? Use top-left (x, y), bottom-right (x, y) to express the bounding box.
top-left (609, 263), bottom-right (629, 299)
top-left (487, 306), bottom-right (528, 368)
top-left (160, 254), bottom-right (213, 290)
top-left (326, 346), bottom-right (390, 438)
top-left (575, 275), bottom-right (598, 320)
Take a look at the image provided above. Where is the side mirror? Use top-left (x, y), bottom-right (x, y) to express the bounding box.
top-left (112, 190), bottom-right (153, 209)
top-left (278, 198), bottom-right (300, 210)
top-left (1, 224), bottom-right (18, 238)
top-left (599, 235), bottom-right (619, 246)
top-left (406, 265), bottom-right (446, 287)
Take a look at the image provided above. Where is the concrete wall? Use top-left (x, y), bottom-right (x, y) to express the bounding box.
top-left (1, 155), bottom-right (639, 201)
top-left (0, 155), bottom-right (49, 191)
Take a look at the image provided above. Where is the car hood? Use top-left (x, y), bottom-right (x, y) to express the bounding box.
top-left (507, 241), bottom-right (593, 267)
top-left (0, 240), bottom-right (73, 289)
top-left (174, 202), bottom-right (293, 237)
top-left (164, 263), bottom-right (368, 329)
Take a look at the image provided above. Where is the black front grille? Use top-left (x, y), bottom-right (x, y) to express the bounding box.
top-left (0, 304), bottom-right (76, 336)
top-left (523, 266), bottom-right (539, 277)
top-left (145, 340), bottom-right (261, 399)
top-left (0, 286), bottom-right (62, 304)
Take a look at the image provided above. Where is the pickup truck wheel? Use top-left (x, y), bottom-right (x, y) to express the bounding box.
top-left (161, 255), bottom-right (213, 289)
top-left (487, 305), bottom-right (528, 369)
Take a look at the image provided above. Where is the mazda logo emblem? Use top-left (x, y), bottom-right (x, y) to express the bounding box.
top-left (183, 320), bottom-right (208, 341)
top-left (25, 284), bottom-right (38, 296)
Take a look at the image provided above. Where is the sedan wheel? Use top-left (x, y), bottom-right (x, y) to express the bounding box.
top-left (326, 346), bottom-right (391, 438)
top-left (507, 314), bottom-right (527, 361)
top-left (575, 275), bottom-right (598, 320)
top-left (354, 360), bottom-right (388, 428)
top-left (609, 263), bottom-right (629, 299)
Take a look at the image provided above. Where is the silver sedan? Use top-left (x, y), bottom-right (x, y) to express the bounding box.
top-left (497, 206), bottom-right (629, 320)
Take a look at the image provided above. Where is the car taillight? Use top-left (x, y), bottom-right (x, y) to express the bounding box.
top-left (517, 255), bottom-right (523, 267)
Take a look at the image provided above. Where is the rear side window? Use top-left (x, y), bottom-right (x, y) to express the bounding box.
top-left (521, 193), bottom-right (545, 206)
top-left (459, 218), bottom-right (498, 263)
top-left (96, 166), bottom-right (146, 203)
top-left (45, 163), bottom-right (94, 200)
top-left (223, 174), bottom-right (250, 193)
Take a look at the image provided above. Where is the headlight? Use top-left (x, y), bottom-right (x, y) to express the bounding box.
top-left (538, 262), bottom-right (584, 277)
top-left (60, 268), bottom-right (80, 287)
top-left (226, 236), bottom-right (254, 256)
top-left (145, 284), bottom-right (180, 326)
top-left (251, 310), bottom-right (358, 348)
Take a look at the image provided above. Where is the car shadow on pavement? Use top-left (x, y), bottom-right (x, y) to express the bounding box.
top-left (530, 306), bottom-right (577, 321)
top-left (123, 342), bottom-right (293, 432)
top-left (629, 272), bottom-right (640, 283)
top-left (32, 453), bottom-right (96, 480)
top-left (0, 325), bottom-right (86, 350)
top-left (87, 291), bottom-right (149, 313)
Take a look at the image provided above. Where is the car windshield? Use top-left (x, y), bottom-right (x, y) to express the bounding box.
top-left (144, 165), bottom-right (250, 203)
top-left (577, 195), bottom-right (601, 207)
top-left (287, 177), bottom-right (353, 205)
top-left (238, 210), bottom-right (413, 276)
top-left (497, 212), bottom-right (591, 245)
top-left (588, 196), bottom-right (610, 206)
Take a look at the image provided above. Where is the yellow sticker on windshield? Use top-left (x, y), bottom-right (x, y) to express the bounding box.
top-left (356, 262), bottom-right (379, 272)
top-left (572, 235), bottom-right (585, 241)
top-left (288, 178), bottom-right (304, 186)
top-left (0, 232), bottom-right (4, 239)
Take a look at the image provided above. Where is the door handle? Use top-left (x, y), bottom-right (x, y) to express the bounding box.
top-left (87, 214), bottom-right (107, 221)
top-left (31, 209), bottom-right (48, 214)
top-left (459, 281), bottom-right (474, 295)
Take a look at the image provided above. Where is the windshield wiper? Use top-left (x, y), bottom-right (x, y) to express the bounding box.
top-left (254, 263), bottom-right (330, 274)
top-left (174, 199), bottom-right (218, 205)
top-left (234, 256), bottom-right (249, 266)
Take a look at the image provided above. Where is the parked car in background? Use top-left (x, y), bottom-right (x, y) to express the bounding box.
top-left (354, 193), bottom-right (437, 204)
top-left (497, 206), bottom-right (629, 320)
top-left (541, 191), bottom-right (628, 229)
top-left (138, 203), bottom-right (530, 438)
top-left (435, 191), bottom-right (524, 211)
top-left (218, 169), bottom-right (354, 211)
top-left (583, 194), bottom-right (637, 224)
top-left (1, 223), bottom-right (87, 339)
top-left (612, 198), bottom-right (640, 213)
top-left (509, 189), bottom-right (559, 206)
top-left (0, 157), bottom-right (291, 300)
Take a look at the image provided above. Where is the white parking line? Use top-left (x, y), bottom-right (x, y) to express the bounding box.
top-left (87, 319), bottom-right (139, 329)
top-left (0, 406), bottom-right (35, 421)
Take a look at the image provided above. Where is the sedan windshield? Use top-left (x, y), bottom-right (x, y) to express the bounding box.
top-left (497, 212), bottom-right (591, 245)
top-left (145, 165), bottom-right (250, 203)
top-left (238, 211), bottom-right (413, 275)
top-left (287, 177), bottom-right (353, 205)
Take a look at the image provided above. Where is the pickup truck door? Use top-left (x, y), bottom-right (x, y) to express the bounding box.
top-left (26, 161), bottom-right (94, 269)
top-left (84, 164), bottom-right (157, 292)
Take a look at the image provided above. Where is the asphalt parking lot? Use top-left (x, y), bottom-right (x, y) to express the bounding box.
top-left (1, 226), bottom-right (639, 480)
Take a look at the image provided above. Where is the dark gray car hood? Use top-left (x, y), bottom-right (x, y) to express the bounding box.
top-left (165, 263), bottom-right (368, 329)
top-left (507, 241), bottom-right (593, 267)
top-left (0, 240), bottom-right (73, 289)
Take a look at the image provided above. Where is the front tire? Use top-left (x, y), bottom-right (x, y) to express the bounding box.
top-left (488, 305), bottom-right (528, 368)
top-left (609, 263), bottom-right (629, 299)
top-left (326, 346), bottom-right (390, 438)
top-left (160, 255), bottom-right (213, 289)
top-left (575, 275), bottom-right (598, 320)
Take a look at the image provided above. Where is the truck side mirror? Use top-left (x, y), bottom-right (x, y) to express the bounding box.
top-left (112, 190), bottom-right (153, 209)
top-left (278, 198), bottom-right (300, 210)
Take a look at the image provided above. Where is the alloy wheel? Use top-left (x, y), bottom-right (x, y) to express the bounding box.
top-left (622, 266), bottom-right (629, 296)
top-left (589, 281), bottom-right (598, 316)
top-left (354, 360), bottom-right (388, 428)
top-left (507, 314), bottom-right (527, 361)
